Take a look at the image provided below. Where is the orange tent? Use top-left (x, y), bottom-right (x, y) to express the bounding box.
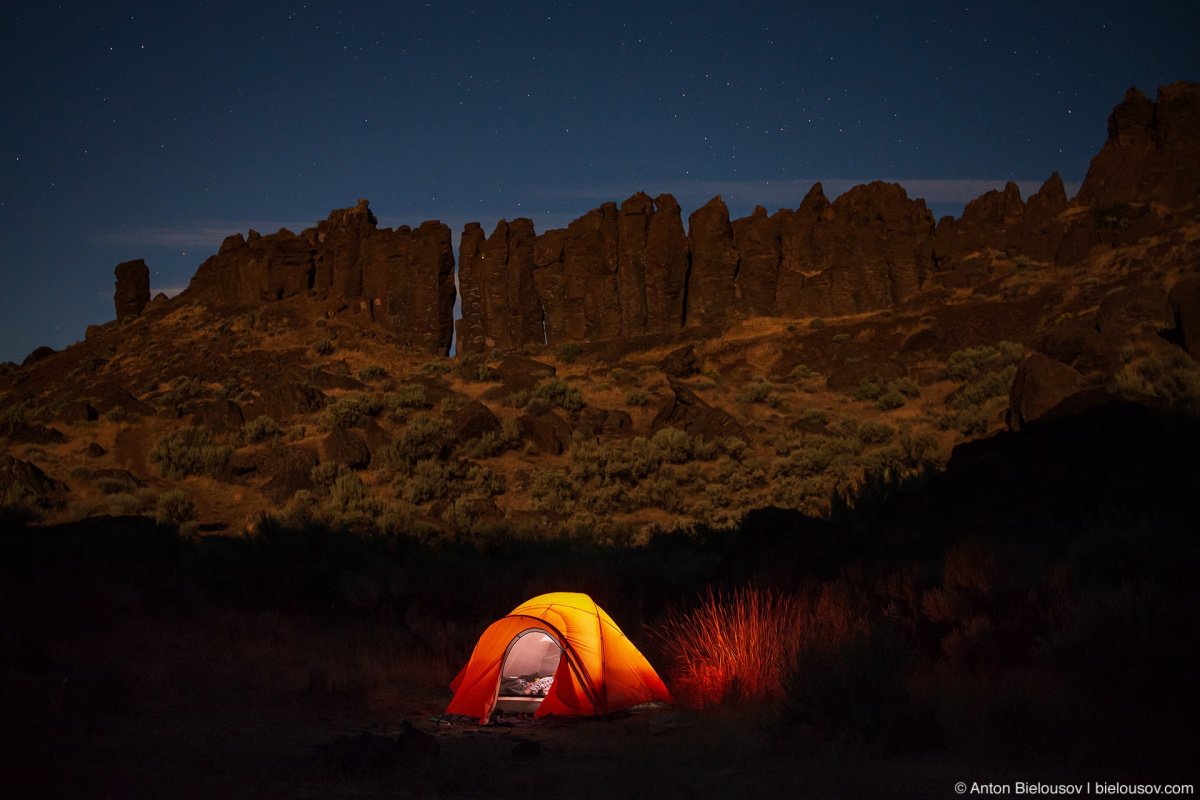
top-left (444, 592), bottom-right (671, 724)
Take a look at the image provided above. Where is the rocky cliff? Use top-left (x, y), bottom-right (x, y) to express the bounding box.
top-left (152, 82), bottom-right (1198, 357)
top-left (185, 199), bottom-right (456, 355)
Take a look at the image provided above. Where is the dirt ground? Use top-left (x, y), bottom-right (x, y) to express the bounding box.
top-left (2, 679), bottom-right (968, 800)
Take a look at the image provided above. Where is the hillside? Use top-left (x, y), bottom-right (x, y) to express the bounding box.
top-left (3, 83), bottom-right (1199, 538)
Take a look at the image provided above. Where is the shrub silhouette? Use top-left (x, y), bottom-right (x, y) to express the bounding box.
top-left (149, 427), bottom-right (233, 480)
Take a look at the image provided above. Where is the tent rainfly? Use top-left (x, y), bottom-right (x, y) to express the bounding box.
top-left (444, 592), bottom-right (672, 724)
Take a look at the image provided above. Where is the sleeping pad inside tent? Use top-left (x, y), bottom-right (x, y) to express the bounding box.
top-left (443, 592), bottom-right (672, 724)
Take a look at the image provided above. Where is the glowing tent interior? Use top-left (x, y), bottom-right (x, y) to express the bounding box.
top-left (444, 592), bottom-right (672, 724)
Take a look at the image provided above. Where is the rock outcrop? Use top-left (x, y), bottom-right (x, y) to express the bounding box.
top-left (1075, 82), bottom-right (1200, 210)
top-left (114, 259), bottom-right (151, 319)
top-left (187, 200), bottom-right (456, 355)
top-left (151, 83), bottom-right (1199, 359)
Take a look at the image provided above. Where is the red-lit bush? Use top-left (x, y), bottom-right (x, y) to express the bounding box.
top-left (655, 587), bottom-right (812, 709)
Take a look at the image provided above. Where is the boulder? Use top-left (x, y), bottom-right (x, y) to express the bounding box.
top-left (84, 442), bottom-right (106, 458)
top-left (1008, 353), bottom-right (1085, 430)
top-left (517, 412), bottom-right (573, 455)
top-left (0, 455), bottom-right (67, 496)
top-left (257, 446), bottom-right (320, 504)
top-left (660, 344), bottom-right (700, 379)
top-left (22, 346), bottom-right (56, 366)
top-left (89, 386), bottom-right (157, 419)
top-left (650, 382), bottom-right (741, 441)
top-left (114, 259), bottom-right (151, 319)
top-left (497, 355), bottom-right (556, 394)
top-left (0, 421), bottom-right (66, 444)
top-left (1035, 325), bottom-right (1118, 376)
top-left (91, 468), bottom-right (147, 488)
top-left (53, 401), bottom-right (99, 423)
top-left (190, 400), bottom-right (245, 439)
top-left (362, 419), bottom-right (393, 462)
top-left (243, 383), bottom-right (324, 423)
top-left (573, 408), bottom-right (634, 438)
top-left (320, 428), bottom-right (371, 469)
top-left (1097, 286), bottom-right (1174, 339)
top-left (450, 400), bottom-right (501, 444)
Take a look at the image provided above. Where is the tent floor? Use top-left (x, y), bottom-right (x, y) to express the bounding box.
top-left (494, 696), bottom-right (544, 715)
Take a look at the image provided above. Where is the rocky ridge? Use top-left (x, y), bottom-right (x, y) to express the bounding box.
top-left (126, 82), bottom-right (1199, 362)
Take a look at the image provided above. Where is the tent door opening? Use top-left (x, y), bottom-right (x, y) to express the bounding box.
top-left (494, 629), bottom-right (563, 715)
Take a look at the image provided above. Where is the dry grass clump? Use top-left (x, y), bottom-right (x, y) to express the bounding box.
top-left (655, 587), bottom-right (813, 710)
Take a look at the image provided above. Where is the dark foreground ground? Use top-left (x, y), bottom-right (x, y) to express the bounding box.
top-left (3, 403), bottom-right (1199, 798)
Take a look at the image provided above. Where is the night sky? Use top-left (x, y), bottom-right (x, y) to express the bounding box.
top-left (1, 1), bottom-right (1197, 364)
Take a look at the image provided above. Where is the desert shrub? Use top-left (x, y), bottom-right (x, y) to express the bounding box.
top-left (105, 406), bottom-right (134, 423)
top-left (876, 388), bottom-right (907, 410)
top-left (1133, 351), bottom-right (1200, 414)
top-left (949, 365), bottom-right (1018, 411)
top-left (242, 415), bottom-right (281, 443)
top-left (386, 383), bottom-right (427, 413)
top-left (946, 342), bottom-right (1022, 382)
top-left (782, 620), bottom-right (913, 742)
top-left (149, 427), bottom-right (233, 480)
top-left (312, 339), bottom-right (335, 356)
top-left (946, 346), bottom-right (997, 382)
top-left (399, 459), bottom-right (461, 505)
top-left (155, 490), bottom-right (197, 526)
top-left (832, 333), bottom-right (851, 344)
top-left (419, 360), bottom-right (452, 375)
top-left (503, 389), bottom-right (530, 409)
top-left (107, 492), bottom-right (144, 515)
top-left (1012, 255), bottom-right (1031, 271)
top-left (0, 485), bottom-right (43, 526)
top-left (317, 471), bottom-right (384, 531)
top-left (790, 365), bottom-right (814, 380)
top-left (461, 420), bottom-right (522, 458)
top-left (325, 394), bottom-right (383, 429)
top-left (358, 365), bottom-right (386, 382)
top-left (656, 588), bottom-right (812, 709)
top-left (529, 469), bottom-right (577, 514)
top-left (533, 377), bottom-right (584, 412)
top-left (624, 388), bottom-right (649, 407)
top-left (95, 476), bottom-right (135, 495)
top-left (898, 424), bottom-right (941, 469)
top-left (942, 406), bottom-right (990, 436)
top-left (649, 427), bottom-right (695, 464)
top-left (858, 420), bottom-right (895, 445)
top-left (556, 343), bottom-right (582, 364)
top-left (852, 379), bottom-right (885, 403)
top-left (69, 465), bottom-right (92, 480)
top-left (381, 414), bottom-right (452, 471)
top-left (891, 376), bottom-right (921, 398)
top-left (809, 318), bottom-right (827, 329)
top-left (802, 408), bottom-right (829, 425)
top-left (736, 381), bottom-right (774, 404)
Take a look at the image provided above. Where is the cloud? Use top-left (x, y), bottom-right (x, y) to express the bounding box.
top-left (97, 221), bottom-right (315, 249)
